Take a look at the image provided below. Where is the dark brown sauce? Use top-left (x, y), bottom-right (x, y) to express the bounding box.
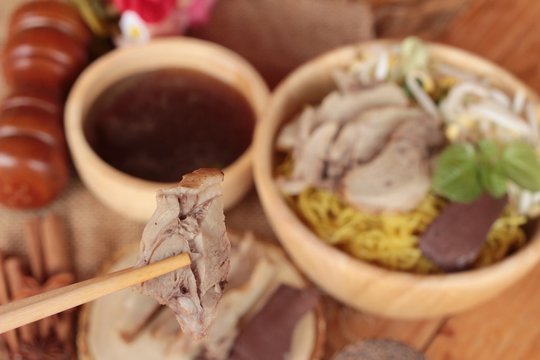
top-left (84, 69), bottom-right (255, 182)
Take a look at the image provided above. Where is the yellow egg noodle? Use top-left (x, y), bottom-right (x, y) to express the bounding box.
top-left (286, 187), bottom-right (527, 274)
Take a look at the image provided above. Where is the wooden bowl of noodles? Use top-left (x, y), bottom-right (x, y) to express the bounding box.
top-left (253, 39), bottom-right (540, 319)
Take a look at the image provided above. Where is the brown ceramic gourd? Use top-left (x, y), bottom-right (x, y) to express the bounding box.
top-left (0, 106), bottom-right (64, 147)
top-left (0, 0), bottom-right (90, 209)
top-left (3, 27), bottom-right (87, 86)
top-left (0, 136), bottom-right (69, 209)
top-left (2, 56), bottom-right (74, 95)
top-left (9, 0), bottom-right (92, 46)
top-left (1, 90), bottom-right (61, 116)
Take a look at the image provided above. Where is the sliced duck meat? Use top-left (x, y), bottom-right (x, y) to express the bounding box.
top-left (275, 176), bottom-right (310, 195)
top-left (315, 82), bottom-right (409, 126)
top-left (136, 168), bottom-right (230, 338)
top-left (228, 285), bottom-right (319, 360)
top-left (275, 106), bottom-right (316, 152)
top-left (277, 83), bottom-right (408, 152)
top-left (292, 122), bottom-right (338, 182)
top-left (332, 69), bottom-right (362, 93)
top-left (391, 113), bottom-right (444, 149)
top-left (420, 194), bottom-right (508, 271)
top-left (341, 117), bottom-right (443, 213)
top-left (278, 122), bottom-right (339, 195)
top-left (327, 106), bottom-right (426, 178)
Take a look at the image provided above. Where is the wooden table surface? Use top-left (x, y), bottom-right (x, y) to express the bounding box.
top-left (2, 0), bottom-right (540, 359)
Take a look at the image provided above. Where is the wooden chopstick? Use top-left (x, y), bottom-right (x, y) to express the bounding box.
top-left (0, 253), bottom-right (191, 334)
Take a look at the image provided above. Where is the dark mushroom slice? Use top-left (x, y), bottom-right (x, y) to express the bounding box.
top-left (229, 285), bottom-right (319, 360)
top-left (420, 194), bottom-right (508, 271)
top-left (340, 116), bottom-right (443, 213)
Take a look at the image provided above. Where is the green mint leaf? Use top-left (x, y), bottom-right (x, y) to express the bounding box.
top-left (479, 164), bottom-right (507, 197)
top-left (501, 140), bottom-right (540, 192)
top-left (478, 139), bottom-right (499, 163)
top-left (478, 140), bottom-right (507, 197)
top-left (433, 143), bottom-right (483, 202)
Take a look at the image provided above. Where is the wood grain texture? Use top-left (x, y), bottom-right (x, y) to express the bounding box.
top-left (322, 296), bottom-right (442, 358)
top-left (426, 262), bottom-right (540, 359)
top-left (438, 0), bottom-right (540, 91)
top-left (366, 0), bottom-right (473, 38)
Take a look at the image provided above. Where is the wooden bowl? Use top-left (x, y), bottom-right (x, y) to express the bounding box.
top-left (253, 40), bottom-right (540, 319)
top-left (65, 38), bottom-right (270, 222)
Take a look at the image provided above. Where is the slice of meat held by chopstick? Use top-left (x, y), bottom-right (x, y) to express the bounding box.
top-left (136, 168), bottom-right (230, 338)
top-left (420, 194), bottom-right (508, 271)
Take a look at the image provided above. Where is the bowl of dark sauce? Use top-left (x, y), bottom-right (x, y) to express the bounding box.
top-left (65, 38), bottom-right (270, 221)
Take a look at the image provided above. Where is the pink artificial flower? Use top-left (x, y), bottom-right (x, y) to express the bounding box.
top-left (184, 0), bottom-right (217, 26)
top-left (114, 0), bottom-right (176, 23)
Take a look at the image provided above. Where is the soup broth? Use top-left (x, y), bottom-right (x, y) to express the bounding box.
top-left (84, 69), bottom-right (255, 182)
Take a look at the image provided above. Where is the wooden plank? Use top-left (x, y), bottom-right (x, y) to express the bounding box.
top-left (426, 262), bottom-right (540, 359)
top-left (322, 296), bottom-right (443, 358)
top-left (437, 0), bottom-right (540, 91)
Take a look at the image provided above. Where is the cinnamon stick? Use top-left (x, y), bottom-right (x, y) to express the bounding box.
top-left (41, 214), bottom-right (71, 276)
top-left (41, 214), bottom-right (75, 343)
top-left (0, 254), bottom-right (19, 354)
top-left (24, 218), bottom-right (44, 283)
top-left (44, 272), bottom-right (76, 342)
top-left (4, 257), bottom-right (35, 345)
top-left (24, 216), bottom-right (54, 338)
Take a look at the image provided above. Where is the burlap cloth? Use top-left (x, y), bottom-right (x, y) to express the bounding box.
top-left (190, 0), bottom-right (374, 87)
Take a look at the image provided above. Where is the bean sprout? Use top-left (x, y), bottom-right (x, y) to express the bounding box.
top-left (467, 101), bottom-right (531, 137)
top-left (512, 90), bottom-right (527, 115)
top-left (374, 51), bottom-right (389, 81)
top-left (405, 71), bottom-right (439, 118)
top-left (440, 82), bottom-right (490, 122)
top-left (526, 102), bottom-right (539, 143)
top-left (489, 89), bottom-right (511, 109)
